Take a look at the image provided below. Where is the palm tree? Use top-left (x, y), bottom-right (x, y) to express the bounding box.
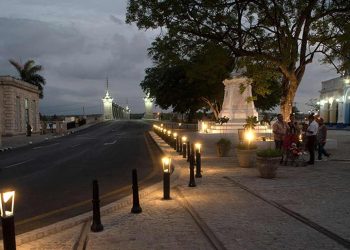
top-left (9, 59), bottom-right (46, 98)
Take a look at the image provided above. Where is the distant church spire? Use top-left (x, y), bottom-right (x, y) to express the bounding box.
top-left (106, 76), bottom-right (109, 91)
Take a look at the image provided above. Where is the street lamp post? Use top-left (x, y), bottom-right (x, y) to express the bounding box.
top-left (1, 191), bottom-right (16, 250)
top-left (195, 143), bottom-right (202, 178)
top-left (162, 157), bottom-right (171, 200)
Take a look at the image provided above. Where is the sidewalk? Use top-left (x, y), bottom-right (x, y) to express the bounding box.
top-left (0, 122), bottom-right (100, 150)
top-left (2, 129), bottom-right (349, 249)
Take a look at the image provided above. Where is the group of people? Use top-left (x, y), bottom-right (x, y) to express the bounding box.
top-left (272, 113), bottom-right (330, 165)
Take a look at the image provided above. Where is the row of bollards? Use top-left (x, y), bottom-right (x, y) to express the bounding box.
top-left (153, 124), bottom-right (203, 191)
top-left (90, 168), bottom-right (143, 234)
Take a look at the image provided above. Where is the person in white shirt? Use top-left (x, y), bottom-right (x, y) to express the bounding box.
top-left (306, 114), bottom-right (319, 165)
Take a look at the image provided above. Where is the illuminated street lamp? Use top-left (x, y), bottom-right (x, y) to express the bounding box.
top-left (195, 143), bottom-right (202, 178)
top-left (0, 191), bottom-right (16, 250)
top-left (162, 157), bottom-right (171, 199)
top-left (182, 136), bottom-right (187, 158)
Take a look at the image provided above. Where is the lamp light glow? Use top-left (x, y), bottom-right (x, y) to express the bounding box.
top-left (162, 157), bottom-right (171, 173)
top-left (244, 130), bottom-right (255, 144)
top-left (0, 191), bottom-right (15, 217)
top-left (195, 143), bottom-right (202, 153)
top-left (173, 132), bottom-right (177, 138)
top-left (182, 136), bottom-right (187, 143)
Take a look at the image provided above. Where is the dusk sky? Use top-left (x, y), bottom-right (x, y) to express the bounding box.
top-left (0, 0), bottom-right (340, 115)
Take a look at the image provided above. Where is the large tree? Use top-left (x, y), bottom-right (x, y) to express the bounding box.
top-left (9, 59), bottom-right (46, 98)
top-left (127, 0), bottom-right (350, 118)
top-left (142, 42), bottom-right (234, 120)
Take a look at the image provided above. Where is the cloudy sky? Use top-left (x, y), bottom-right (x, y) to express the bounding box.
top-left (0, 0), bottom-right (340, 115)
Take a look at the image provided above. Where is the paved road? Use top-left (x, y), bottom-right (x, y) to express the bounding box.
top-left (0, 120), bottom-right (162, 234)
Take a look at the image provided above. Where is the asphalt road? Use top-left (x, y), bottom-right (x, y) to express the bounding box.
top-left (0, 120), bottom-right (162, 235)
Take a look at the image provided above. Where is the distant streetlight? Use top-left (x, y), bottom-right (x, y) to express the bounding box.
top-left (182, 136), bottom-right (187, 158)
top-left (0, 191), bottom-right (16, 250)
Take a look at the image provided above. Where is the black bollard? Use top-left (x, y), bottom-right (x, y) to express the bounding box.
top-left (187, 141), bottom-right (191, 162)
top-left (188, 153), bottom-right (196, 187)
top-left (195, 149), bottom-right (202, 178)
top-left (131, 169), bottom-right (142, 213)
top-left (182, 142), bottom-right (187, 158)
top-left (91, 180), bottom-right (104, 232)
top-left (173, 137), bottom-right (177, 150)
top-left (1, 216), bottom-right (16, 250)
top-left (163, 172), bottom-right (171, 199)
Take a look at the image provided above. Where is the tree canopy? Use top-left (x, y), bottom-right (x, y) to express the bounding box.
top-left (9, 59), bottom-right (46, 98)
top-left (127, 0), bottom-right (350, 119)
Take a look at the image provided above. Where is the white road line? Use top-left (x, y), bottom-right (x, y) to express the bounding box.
top-left (32, 142), bottom-right (60, 150)
top-left (104, 140), bottom-right (117, 146)
top-left (3, 159), bottom-right (34, 169)
top-left (71, 144), bottom-right (81, 148)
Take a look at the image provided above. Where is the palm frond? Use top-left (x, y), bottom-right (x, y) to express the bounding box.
top-left (8, 59), bottom-right (23, 75)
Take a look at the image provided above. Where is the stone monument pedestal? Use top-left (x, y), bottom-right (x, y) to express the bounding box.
top-left (199, 76), bottom-right (260, 134)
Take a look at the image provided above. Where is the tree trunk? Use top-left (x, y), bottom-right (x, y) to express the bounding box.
top-left (280, 78), bottom-right (298, 120)
top-left (200, 97), bottom-right (220, 120)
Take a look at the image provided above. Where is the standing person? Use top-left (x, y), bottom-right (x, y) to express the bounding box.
top-left (317, 118), bottom-right (330, 160)
top-left (287, 114), bottom-right (300, 144)
top-left (272, 114), bottom-right (287, 150)
top-left (306, 114), bottom-right (318, 165)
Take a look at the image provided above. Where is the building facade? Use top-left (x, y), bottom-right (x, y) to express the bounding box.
top-left (319, 76), bottom-right (350, 125)
top-left (0, 76), bottom-right (40, 136)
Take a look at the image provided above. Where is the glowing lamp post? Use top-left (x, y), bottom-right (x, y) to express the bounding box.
top-left (195, 143), bottom-right (202, 178)
top-left (162, 157), bottom-right (171, 200)
top-left (182, 136), bottom-right (187, 158)
top-left (1, 191), bottom-right (16, 250)
top-left (186, 140), bottom-right (191, 162)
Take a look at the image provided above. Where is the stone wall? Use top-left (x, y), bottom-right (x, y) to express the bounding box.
top-left (0, 76), bottom-right (40, 136)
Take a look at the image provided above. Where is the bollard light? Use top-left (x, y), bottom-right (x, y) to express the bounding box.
top-left (195, 143), bottom-right (201, 153)
top-left (182, 136), bottom-right (187, 158)
top-left (173, 133), bottom-right (178, 150)
top-left (161, 123), bottom-right (163, 127)
top-left (0, 191), bottom-right (15, 218)
top-left (178, 123), bottom-right (182, 127)
top-left (1, 191), bottom-right (16, 250)
top-left (162, 157), bottom-right (171, 199)
top-left (186, 141), bottom-right (191, 162)
top-left (195, 143), bottom-right (202, 178)
top-left (188, 153), bottom-right (196, 187)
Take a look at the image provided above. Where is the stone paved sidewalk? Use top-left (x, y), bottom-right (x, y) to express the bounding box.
top-left (2, 129), bottom-right (349, 249)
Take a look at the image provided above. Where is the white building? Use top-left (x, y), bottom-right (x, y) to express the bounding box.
top-left (319, 76), bottom-right (350, 125)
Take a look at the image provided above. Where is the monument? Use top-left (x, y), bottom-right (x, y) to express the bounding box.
top-left (219, 77), bottom-right (258, 122)
top-left (199, 73), bottom-right (260, 133)
top-left (143, 94), bottom-right (154, 119)
top-left (102, 78), bottom-right (113, 120)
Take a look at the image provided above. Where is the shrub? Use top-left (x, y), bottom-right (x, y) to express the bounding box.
top-left (257, 148), bottom-right (282, 157)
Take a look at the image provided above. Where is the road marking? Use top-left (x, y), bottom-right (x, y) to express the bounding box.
top-left (32, 143), bottom-right (59, 150)
top-left (104, 140), bottom-right (117, 145)
top-left (3, 159), bottom-right (34, 169)
top-left (71, 144), bottom-right (81, 148)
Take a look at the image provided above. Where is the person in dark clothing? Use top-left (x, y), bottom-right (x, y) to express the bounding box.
top-left (317, 118), bottom-right (330, 160)
top-left (306, 114), bottom-right (318, 165)
top-left (26, 123), bottom-right (32, 137)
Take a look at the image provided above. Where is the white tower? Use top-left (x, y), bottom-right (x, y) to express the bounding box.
top-left (102, 78), bottom-right (114, 120)
top-left (143, 94), bottom-right (154, 119)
